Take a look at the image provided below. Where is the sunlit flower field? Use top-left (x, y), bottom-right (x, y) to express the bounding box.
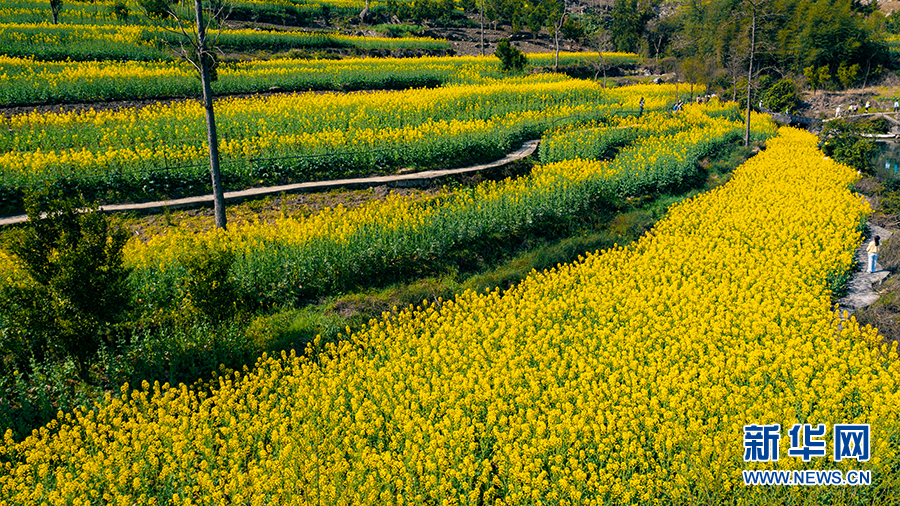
top-left (118, 101), bottom-right (773, 310)
top-left (0, 77), bottom-right (662, 190)
top-left (1, 127), bottom-right (893, 504)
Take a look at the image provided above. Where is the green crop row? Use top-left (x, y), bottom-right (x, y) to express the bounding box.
top-left (0, 21), bottom-right (449, 62)
top-left (0, 76), bottom-right (660, 215)
top-left (0, 51), bottom-right (640, 107)
top-left (118, 101), bottom-right (776, 314)
top-left (0, 0), bottom-right (397, 26)
top-left (0, 106), bottom-right (800, 504)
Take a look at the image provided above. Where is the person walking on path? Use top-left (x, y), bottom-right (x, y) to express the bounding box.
top-left (866, 100), bottom-right (871, 113)
top-left (868, 235), bottom-right (881, 273)
top-left (894, 100), bottom-right (899, 113)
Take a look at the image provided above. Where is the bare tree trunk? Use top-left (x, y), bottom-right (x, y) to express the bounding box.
top-left (554, 31), bottom-right (560, 72)
top-left (50, 0), bottom-right (61, 24)
top-left (554, 13), bottom-right (566, 72)
top-left (195, 0), bottom-right (226, 230)
top-left (601, 55), bottom-right (608, 87)
top-left (480, 0), bottom-right (485, 56)
top-left (863, 56), bottom-right (873, 88)
top-left (744, 7), bottom-right (756, 148)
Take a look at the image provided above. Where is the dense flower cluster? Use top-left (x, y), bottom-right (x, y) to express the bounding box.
top-left (0, 101), bottom-right (774, 310)
top-left (114, 101), bottom-right (767, 309)
top-left (0, 128), bottom-right (891, 504)
top-left (0, 52), bottom-right (640, 107)
top-left (539, 99), bottom-right (754, 163)
top-left (0, 0), bottom-right (124, 26)
top-left (0, 77), bottom-right (668, 190)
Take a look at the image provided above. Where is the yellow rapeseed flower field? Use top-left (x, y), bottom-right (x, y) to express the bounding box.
top-left (1, 127), bottom-right (890, 504)
top-left (0, 78), bottom-right (671, 187)
top-left (116, 102), bottom-right (770, 309)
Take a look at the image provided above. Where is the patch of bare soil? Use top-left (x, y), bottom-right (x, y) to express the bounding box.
top-left (881, 0), bottom-right (900, 14)
top-left (423, 24), bottom-right (595, 57)
top-left (798, 73), bottom-right (900, 120)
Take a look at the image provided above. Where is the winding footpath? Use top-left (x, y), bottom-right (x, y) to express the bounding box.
top-left (836, 221), bottom-right (893, 313)
top-left (0, 139), bottom-right (540, 227)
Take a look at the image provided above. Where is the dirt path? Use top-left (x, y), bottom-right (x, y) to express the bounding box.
top-left (0, 139), bottom-right (540, 227)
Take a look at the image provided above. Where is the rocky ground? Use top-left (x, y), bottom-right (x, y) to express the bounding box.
top-left (424, 24), bottom-right (596, 57)
top-left (837, 222), bottom-right (893, 313)
top-left (797, 73), bottom-right (900, 120)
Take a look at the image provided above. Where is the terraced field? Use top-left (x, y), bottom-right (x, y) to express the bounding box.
top-left (1, 1), bottom-right (895, 502)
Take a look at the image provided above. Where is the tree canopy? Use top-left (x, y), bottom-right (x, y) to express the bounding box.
top-left (573, 0), bottom-right (887, 93)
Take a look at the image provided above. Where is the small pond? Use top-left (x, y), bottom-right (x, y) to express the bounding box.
top-left (875, 141), bottom-right (900, 180)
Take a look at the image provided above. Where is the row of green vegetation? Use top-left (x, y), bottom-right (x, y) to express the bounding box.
top-left (0, 76), bottom-right (653, 216)
top-left (121, 108), bottom-right (760, 316)
top-left (0, 118), bottom-right (763, 442)
top-left (0, 52), bottom-right (640, 107)
top-left (393, 0), bottom-right (897, 108)
top-left (0, 21), bottom-right (451, 62)
top-left (1, 0), bottom-right (466, 28)
top-left (356, 0), bottom-right (896, 99)
top-left (0, 0), bottom-right (394, 27)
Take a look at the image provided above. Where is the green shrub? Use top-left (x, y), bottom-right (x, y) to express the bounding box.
top-left (0, 188), bottom-right (132, 378)
top-left (0, 356), bottom-right (94, 442)
top-left (139, 0), bottom-right (174, 19)
top-left (762, 78), bottom-right (800, 114)
top-left (863, 116), bottom-right (891, 135)
top-left (819, 119), bottom-right (877, 173)
top-left (179, 244), bottom-right (237, 323)
top-left (837, 62), bottom-right (861, 89)
top-left (495, 38), bottom-right (527, 72)
top-left (879, 185), bottom-right (900, 217)
top-left (110, 0), bottom-right (130, 21)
